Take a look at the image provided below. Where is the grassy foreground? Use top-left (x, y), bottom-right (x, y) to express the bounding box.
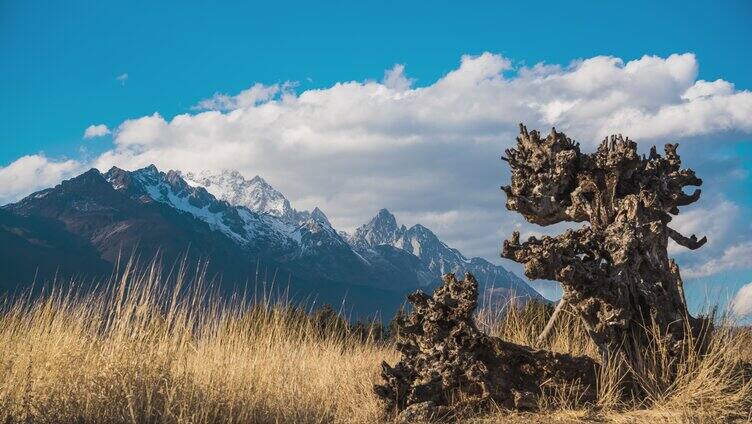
top-left (1, 263), bottom-right (750, 423)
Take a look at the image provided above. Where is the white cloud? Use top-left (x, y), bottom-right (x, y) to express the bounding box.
top-left (0, 52), bottom-right (745, 284)
top-left (89, 53), bottom-right (752, 271)
top-left (382, 64), bottom-right (414, 92)
top-left (730, 282), bottom-right (752, 317)
top-left (115, 113), bottom-right (168, 146)
top-left (682, 79), bottom-right (735, 101)
top-left (665, 197), bottom-right (752, 279)
top-left (684, 242), bottom-right (752, 279)
top-left (194, 83), bottom-right (282, 111)
top-left (668, 199), bottom-right (739, 255)
top-left (100, 53), bottom-right (752, 161)
top-left (116, 73), bottom-right (128, 84)
top-left (0, 155), bottom-right (82, 204)
top-left (83, 124), bottom-right (111, 139)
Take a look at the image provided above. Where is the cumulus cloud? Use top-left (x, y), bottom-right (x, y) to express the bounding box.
top-left (684, 242), bottom-right (752, 279)
top-left (730, 282), bottom-right (752, 317)
top-left (87, 53), bottom-right (752, 276)
top-left (383, 64), bottom-right (414, 92)
top-left (668, 199), bottom-right (740, 255)
top-left (0, 52), bottom-right (741, 285)
top-left (0, 155), bottom-right (82, 204)
top-left (663, 195), bottom-right (752, 282)
top-left (682, 79), bottom-right (735, 101)
top-left (83, 124), bottom-right (111, 139)
top-left (194, 83), bottom-right (282, 111)
top-left (101, 53), bottom-right (751, 157)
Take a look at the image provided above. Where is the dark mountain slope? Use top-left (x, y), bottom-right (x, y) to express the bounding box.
top-left (1, 165), bottom-right (544, 317)
top-left (0, 168), bottom-right (419, 316)
top-left (0, 209), bottom-right (111, 291)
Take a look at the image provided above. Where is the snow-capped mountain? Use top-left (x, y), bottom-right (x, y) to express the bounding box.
top-left (347, 209), bottom-right (539, 298)
top-left (0, 165), bottom-right (544, 317)
top-left (131, 167), bottom-right (540, 298)
top-left (183, 170), bottom-right (330, 226)
top-left (106, 166), bottom-right (299, 250)
top-left (348, 209), bottom-right (405, 250)
top-left (107, 165), bottom-right (252, 244)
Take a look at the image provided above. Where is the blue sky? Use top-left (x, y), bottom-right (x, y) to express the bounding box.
top-left (2, 0), bottom-right (751, 163)
top-left (1, 0), bottom-right (751, 315)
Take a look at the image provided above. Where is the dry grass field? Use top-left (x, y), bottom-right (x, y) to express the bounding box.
top-left (1, 262), bottom-right (750, 423)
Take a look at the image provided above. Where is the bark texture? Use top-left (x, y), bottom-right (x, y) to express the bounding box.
top-left (373, 273), bottom-right (598, 421)
top-left (501, 124), bottom-right (710, 365)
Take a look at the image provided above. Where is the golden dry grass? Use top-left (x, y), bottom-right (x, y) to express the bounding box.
top-left (477, 298), bottom-right (752, 423)
top-left (1, 264), bottom-right (750, 423)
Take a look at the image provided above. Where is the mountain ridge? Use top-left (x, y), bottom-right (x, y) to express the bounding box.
top-left (0, 165), bottom-right (544, 316)
top-left (345, 208), bottom-right (537, 298)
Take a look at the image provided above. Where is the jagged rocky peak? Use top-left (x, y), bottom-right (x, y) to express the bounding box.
top-left (5, 167), bottom-right (121, 218)
top-left (54, 168), bottom-right (105, 191)
top-left (105, 164), bottom-right (139, 185)
top-left (106, 164), bottom-right (159, 184)
top-left (403, 223), bottom-right (434, 241)
top-left (182, 169), bottom-right (331, 227)
top-left (309, 207), bottom-right (331, 226)
top-left (248, 174), bottom-right (272, 188)
top-left (345, 208), bottom-right (544, 299)
top-left (107, 165), bottom-right (208, 205)
top-left (351, 208), bottom-right (406, 249)
top-left (142, 164), bottom-right (158, 173)
top-left (372, 208), bottom-right (398, 230)
top-left (12, 168), bottom-right (107, 207)
top-left (183, 170), bottom-right (295, 219)
top-left (102, 164), bottom-right (253, 242)
top-left (394, 224), bottom-right (440, 256)
top-left (165, 169), bottom-right (186, 187)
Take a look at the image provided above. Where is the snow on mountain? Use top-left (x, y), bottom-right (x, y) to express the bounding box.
top-left (179, 164), bottom-right (539, 297)
top-left (105, 165), bottom-right (354, 261)
top-left (3, 165), bottom-right (544, 319)
top-left (105, 166), bottom-right (300, 248)
top-left (183, 170), bottom-right (330, 226)
top-left (184, 170), bottom-right (292, 219)
top-left (308, 207), bottom-right (332, 227)
top-left (347, 209), bottom-right (542, 298)
top-left (348, 208), bottom-right (406, 250)
top-left (106, 165), bottom-right (541, 299)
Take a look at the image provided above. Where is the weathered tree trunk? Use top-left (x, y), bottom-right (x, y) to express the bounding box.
top-left (500, 124), bottom-right (711, 370)
top-left (373, 273), bottom-right (598, 422)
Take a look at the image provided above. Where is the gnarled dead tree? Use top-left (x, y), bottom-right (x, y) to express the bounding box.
top-left (374, 273), bottom-right (598, 421)
top-left (501, 124), bottom-right (711, 367)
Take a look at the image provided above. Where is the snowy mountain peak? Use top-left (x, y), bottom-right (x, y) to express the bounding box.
top-left (372, 208), bottom-right (397, 228)
top-left (141, 164), bottom-right (159, 174)
top-left (367, 209), bottom-right (399, 236)
top-left (310, 207), bottom-right (331, 226)
top-left (249, 175), bottom-right (270, 186)
top-left (349, 208), bottom-right (403, 249)
top-left (183, 170), bottom-right (296, 221)
top-left (5, 165), bottom-right (544, 309)
top-left (345, 209), bottom-right (542, 299)
top-left (182, 170), bottom-right (331, 228)
top-left (104, 165), bottom-right (253, 243)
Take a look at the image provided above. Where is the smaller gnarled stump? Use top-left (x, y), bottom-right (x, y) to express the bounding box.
top-left (374, 273), bottom-right (598, 422)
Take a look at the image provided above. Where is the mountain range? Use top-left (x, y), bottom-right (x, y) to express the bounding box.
top-left (0, 165), bottom-right (543, 318)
